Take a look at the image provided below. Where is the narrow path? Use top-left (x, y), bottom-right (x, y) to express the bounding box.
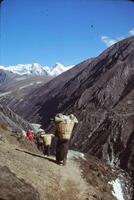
top-left (0, 143), bottom-right (91, 200)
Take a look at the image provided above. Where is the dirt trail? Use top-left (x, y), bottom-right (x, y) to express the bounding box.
top-left (0, 126), bottom-right (117, 200)
top-left (0, 141), bottom-right (91, 200)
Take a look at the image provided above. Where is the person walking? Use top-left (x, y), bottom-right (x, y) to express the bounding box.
top-left (27, 129), bottom-right (34, 143)
top-left (40, 133), bottom-right (54, 156)
top-left (36, 129), bottom-right (45, 152)
top-left (54, 113), bottom-right (78, 166)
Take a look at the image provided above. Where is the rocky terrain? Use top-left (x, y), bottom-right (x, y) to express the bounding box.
top-left (3, 37), bottom-right (133, 174)
top-left (0, 58), bottom-right (93, 119)
top-left (0, 123), bottom-right (131, 200)
top-left (0, 71), bottom-right (53, 101)
top-left (0, 36), bottom-right (134, 199)
top-left (0, 69), bottom-right (18, 85)
top-left (0, 104), bottom-right (31, 132)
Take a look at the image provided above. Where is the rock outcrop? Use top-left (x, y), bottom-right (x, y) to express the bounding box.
top-left (0, 105), bottom-right (31, 132)
top-left (0, 69), bottom-right (18, 85)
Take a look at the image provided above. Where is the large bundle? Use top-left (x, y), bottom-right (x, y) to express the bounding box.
top-left (55, 114), bottom-right (78, 140)
top-left (41, 134), bottom-right (53, 146)
top-left (31, 123), bottom-right (42, 134)
top-left (56, 122), bottom-right (74, 140)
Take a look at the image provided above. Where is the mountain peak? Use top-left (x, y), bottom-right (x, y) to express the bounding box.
top-left (0, 63), bottom-right (74, 77)
top-left (54, 62), bottom-right (65, 68)
top-left (50, 63), bottom-right (74, 76)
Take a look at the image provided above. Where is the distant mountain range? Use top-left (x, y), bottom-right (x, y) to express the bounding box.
top-left (0, 63), bottom-right (74, 76)
top-left (2, 36), bottom-right (133, 194)
top-left (0, 36), bottom-right (134, 198)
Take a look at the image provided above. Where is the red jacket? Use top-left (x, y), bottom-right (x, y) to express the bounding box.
top-left (27, 130), bottom-right (34, 142)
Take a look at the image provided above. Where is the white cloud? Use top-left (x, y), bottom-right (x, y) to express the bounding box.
top-left (101, 28), bottom-right (134, 47)
top-left (129, 28), bottom-right (134, 36)
top-left (101, 36), bottom-right (118, 47)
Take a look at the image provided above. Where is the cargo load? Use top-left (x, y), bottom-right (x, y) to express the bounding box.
top-left (54, 113), bottom-right (78, 140)
top-left (41, 134), bottom-right (54, 146)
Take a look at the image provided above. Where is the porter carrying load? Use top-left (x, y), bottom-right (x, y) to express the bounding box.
top-left (41, 134), bottom-right (54, 146)
top-left (54, 113), bottom-right (78, 165)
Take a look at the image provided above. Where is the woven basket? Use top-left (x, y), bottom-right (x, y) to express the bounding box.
top-left (56, 122), bottom-right (75, 140)
top-left (42, 135), bottom-right (52, 146)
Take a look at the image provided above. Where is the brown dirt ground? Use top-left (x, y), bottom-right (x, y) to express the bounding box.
top-left (0, 125), bottom-right (116, 200)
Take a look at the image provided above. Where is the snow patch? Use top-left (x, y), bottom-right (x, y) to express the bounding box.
top-left (15, 77), bottom-right (26, 81)
top-left (31, 123), bottom-right (42, 134)
top-left (19, 83), bottom-right (34, 90)
top-left (50, 63), bottom-right (73, 76)
top-left (109, 178), bottom-right (125, 200)
top-left (36, 81), bottom-right (42, 84)
top-left (0, 91), bottom-right (12, 97)
top-left (0, 66), bottom-right (7, 71)
top-left (68, 150), bottom-right (86, 160)
top-left (112, 179), bottom-right (124, 200)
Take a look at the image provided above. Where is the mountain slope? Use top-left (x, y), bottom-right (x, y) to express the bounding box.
top-left (0, 74), bottom-right (53, 98)
top-left (0, 58), bottom-right (92, 118)
top-left (5, 36), bottom-right (134, 186)
top-left (0, 104), bottom-right (31, 132)
top-left (0, 123), bottom-right (131, 200)
top-left (0, 37), bottom-right (134, 197)
top-left (0, 69), bottom-right (19, 85)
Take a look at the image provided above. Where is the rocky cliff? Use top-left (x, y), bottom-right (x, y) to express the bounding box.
top-left (0, 36), bottom-right (134, 197)
top-left (0, 69), bottom-right (18, 86)
top-left (0, 105), bottom-right (31, 132)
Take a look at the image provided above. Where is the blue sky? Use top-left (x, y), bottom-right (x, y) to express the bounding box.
top-left (0, 0), bottom-right (134, 67)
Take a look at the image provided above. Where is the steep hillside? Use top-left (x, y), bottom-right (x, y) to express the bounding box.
top-left (33, 37), bottom-right (134, 173)
top-left (0, 37), bottom-right (134, 197)
top-left (3, 36), bottom-right (133, 186)
top-left (0, 105), bottom-right (31, 132)
top-left (0, 58), bottom-right (93, 119)
top-left (0, 124), bottom-right (132, 200)
top-left (0, 69), bottom-right (18, 85)
top-left (0, 73), bottom-right (53, 100)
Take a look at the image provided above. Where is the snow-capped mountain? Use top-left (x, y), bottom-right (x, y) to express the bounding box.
top-left (0, 66), bottom-right (7, 71)
top-left (6, 63), bottom-right (48, 76)
top-left (49, 63), bottom-right (73, 76)
top-left (0, 63), bottom-right (74, 77)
